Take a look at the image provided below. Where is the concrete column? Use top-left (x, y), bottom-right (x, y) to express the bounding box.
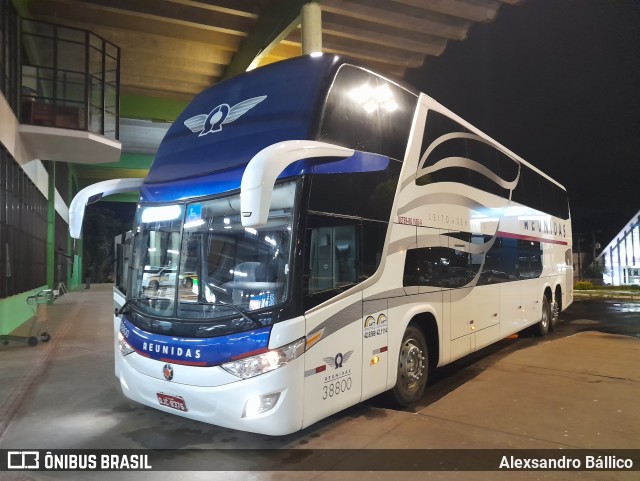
top-left (47, 162), bottom-right (55, 289)
top-left (301, 2), bottom-right (322, 55)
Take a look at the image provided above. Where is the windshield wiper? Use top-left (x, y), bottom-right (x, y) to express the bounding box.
top-left (195, 301), bottom-right (262, 328)
top-left (116, 296), bottom-right (170, 316)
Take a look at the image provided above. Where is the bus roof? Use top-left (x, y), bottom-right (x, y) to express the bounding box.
top-left (143, 55), bottom-right (342, 194)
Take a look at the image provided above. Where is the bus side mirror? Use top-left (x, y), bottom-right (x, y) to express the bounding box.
top-left (240, 140), bottom-right (354, 228)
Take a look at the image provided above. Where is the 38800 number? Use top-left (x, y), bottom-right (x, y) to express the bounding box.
top-left (322, 377), bottom-right (352, 400)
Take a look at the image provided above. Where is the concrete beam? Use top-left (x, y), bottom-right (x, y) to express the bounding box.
top-left (66, 0), bottom-right (254, 36)
top-left (122, 51), bottom-right (225, 77)
top-left (392, 0), bottom-right (500, 23)
top-left (320, 14), bottom-right (447, 55)
top-left (321, 0), bottom-right (470, 40)
top-left (32, 5), bottom-right (242, 49)
top-left (223, 0), bottom-right (305, 79)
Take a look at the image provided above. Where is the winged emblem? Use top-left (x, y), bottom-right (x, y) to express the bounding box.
top-left (323, 350), bottom-right (354, 369)
top-left (183, 95), bottom-right (267, 137)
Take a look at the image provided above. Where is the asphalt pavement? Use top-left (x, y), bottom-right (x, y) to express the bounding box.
top-left (0, 285), bottom-right (638, 480)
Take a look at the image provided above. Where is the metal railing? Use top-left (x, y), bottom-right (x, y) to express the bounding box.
top-left (19, 18), bottom-right (120, 140)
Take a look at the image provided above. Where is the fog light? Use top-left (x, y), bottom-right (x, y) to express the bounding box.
top-left (243, 392), bottom-right (281, 418)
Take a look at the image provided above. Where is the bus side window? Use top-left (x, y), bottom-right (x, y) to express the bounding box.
top-left (308, 225), bottom-right (357, 294)
top-left (304, 216), bottom-right (361, 309)
top-left (309, 228), bottom-right (334, 292)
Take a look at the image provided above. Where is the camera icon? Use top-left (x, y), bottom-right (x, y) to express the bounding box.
top-left (7, 451), bottom-right (39, 469)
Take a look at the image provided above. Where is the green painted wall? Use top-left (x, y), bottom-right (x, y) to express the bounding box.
top-left (0, 286), bottom-right (47, 336)
top-left (121, 94), bottom-right (189, 122)
top-left (103, 153), bottom-right (154, 170)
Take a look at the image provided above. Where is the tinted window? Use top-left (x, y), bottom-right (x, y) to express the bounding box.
top-left (404, 233), bottom-right (544, 288)
top-left (418, 111), bottom-right (515, 198)
top-left (512, 164), bottom-right (569, 219)
top-left (308, 157), bottom-right (401, 221)
top-left (420, 111), bottom-right (570, 220)
top-left (403, 245), bottom-right (479, 289)
top-left (303, 214), bottom-right (361, 310)
top-left (362, 220), bottom-right (387, 279)
top-left (318, 65), bottom-right (418, 161)
top-left (479, 237), bottom-right (543, 285)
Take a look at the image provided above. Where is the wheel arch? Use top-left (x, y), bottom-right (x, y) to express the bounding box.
top-left (554, 283), bottom-right (563, 311)
top-left (543, 285), bottom-right (553, 303)
top-left (398, 305), bottom-right (440, 369)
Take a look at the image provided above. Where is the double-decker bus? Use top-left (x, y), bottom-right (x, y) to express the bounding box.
top-left (78, 54), bottom-right (572, 435)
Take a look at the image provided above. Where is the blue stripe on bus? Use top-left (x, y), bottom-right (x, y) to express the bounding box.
top-left (140, 151), bottom-right (390, 203)
top-left (121, 317), bottom-right (272, 367)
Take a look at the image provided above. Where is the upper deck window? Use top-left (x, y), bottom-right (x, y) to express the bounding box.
top-left (318, 65), bottom-right (418, 162)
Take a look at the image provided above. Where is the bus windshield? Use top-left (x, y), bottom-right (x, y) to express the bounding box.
top-left (129, 182), bottom-right (296, 321)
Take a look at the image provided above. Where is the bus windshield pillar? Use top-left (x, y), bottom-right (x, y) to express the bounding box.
top-left (240, 140), bottom-right (353, 227)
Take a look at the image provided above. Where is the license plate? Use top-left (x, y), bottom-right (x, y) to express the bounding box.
top-left (157, 393), bottom-right (188, 412)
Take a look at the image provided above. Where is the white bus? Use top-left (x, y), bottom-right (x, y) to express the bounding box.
top-left (85, 55), bottom-right (573, 435)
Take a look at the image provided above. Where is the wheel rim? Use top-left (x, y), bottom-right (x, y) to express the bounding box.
top-left (398, 338), bottom-right (426, 394)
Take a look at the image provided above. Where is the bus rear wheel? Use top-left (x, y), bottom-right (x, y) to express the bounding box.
top-left (390, 325), bottom-right (428, 407)
top-left (550, 290), bottom-right (561, 331)
top-left (532, 296), bottom-right (551, 337)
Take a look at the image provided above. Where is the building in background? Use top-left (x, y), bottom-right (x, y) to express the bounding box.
top-left (597, 209), bottom-right (640, 286)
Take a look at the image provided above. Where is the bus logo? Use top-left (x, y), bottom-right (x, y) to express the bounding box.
top-left (324, 351), bottom-right (354, 369)
top-left (183, 95), bottom-right (267, 137)
top-left (163, 364), bottom-right (174, 381)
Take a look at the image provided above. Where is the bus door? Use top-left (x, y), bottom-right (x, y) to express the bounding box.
top-left (301, 218), bottom-right (363, 429)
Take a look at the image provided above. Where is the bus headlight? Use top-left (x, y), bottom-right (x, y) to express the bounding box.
top-left (118, 332), bottom-right (135, 356)
top-left (221, 338), bottom-right (305, 379)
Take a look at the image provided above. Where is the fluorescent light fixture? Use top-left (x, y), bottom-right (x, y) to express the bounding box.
top-left (141, 205), bottom-right (181, 223)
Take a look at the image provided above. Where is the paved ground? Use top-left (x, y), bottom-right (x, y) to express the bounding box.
top-left (0, 284), bottom-right (638, 480)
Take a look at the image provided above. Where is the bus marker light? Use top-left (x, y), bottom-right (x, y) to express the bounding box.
top-left (371, 356), bottom-right (380, 365)
top-left (306, 328), bottom-right (324, 349)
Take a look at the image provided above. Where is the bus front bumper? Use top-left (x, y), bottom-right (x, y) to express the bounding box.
top-left (117, 352), bottom-right (305, 436)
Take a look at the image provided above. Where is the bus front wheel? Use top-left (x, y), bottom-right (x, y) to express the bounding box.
top-left (390, 325), bottom-right (428, 407)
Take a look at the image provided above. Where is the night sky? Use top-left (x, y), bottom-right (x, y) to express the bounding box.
top-left (405, 0), bottom-right (640, 250)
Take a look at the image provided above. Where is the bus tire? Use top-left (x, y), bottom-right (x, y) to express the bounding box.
top-left (532, 296), bottom-right (551, 337)
top-left (390, 325), bottom-right (428, 407)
